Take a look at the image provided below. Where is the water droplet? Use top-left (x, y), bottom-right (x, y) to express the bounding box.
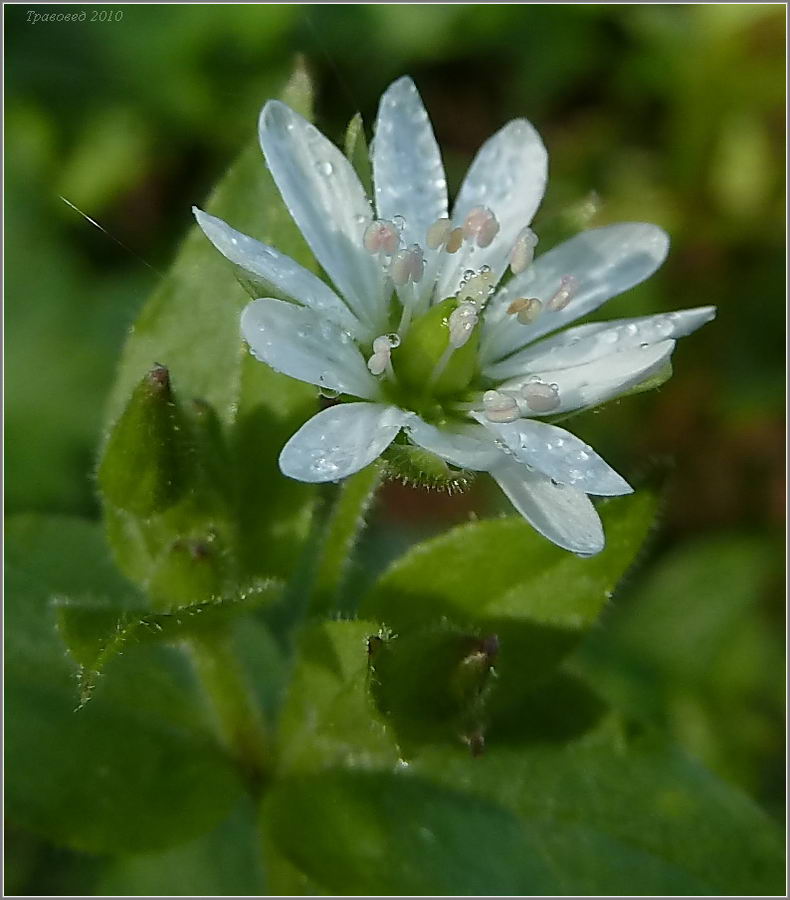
top-left (392, 215), bottom-right (406, 231)
top-left (385, 333), bottom-right (401, 348)
top-left (315, 160), bottom-right (334, 176)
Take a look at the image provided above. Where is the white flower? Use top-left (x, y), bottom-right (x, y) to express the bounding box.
top-left (194, 76), bottom-right (715, 556)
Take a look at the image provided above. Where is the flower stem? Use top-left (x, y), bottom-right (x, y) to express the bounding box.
top-left (308, 461), bottom-right (383, 617)
top-left (188, 628), bottom-right (270, 794)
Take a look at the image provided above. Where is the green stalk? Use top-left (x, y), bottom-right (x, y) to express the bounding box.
top-left (189, 629), bottom-right (270, 794)
top-left (308, 461), bottom-right (384, 617)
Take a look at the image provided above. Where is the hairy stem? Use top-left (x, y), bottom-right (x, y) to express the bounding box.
top-left (309, 461), bottom-right (384, 617)
top-left (189, 629), bottom-right (270, 794)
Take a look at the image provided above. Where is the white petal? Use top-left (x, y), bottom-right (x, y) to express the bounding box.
top-left (279, 403), bottom-right (408, 483)
top-left (373, 77), bottom-right (448, 251)
top-left (482, 223), bottom-right (670, 365)
top-left (500, 340), bottom-right (676, 416)
top-left (241, 298), bottom-right (379, 400)
top-left (485, 306), bottom-right (715, 381)
top-left (436, 118), bottom-right (547, 300)
top-left (405, 418), bottom-right (503, 471)
top-left (491, 461), bottom-right (604, 555)
top-left (193, 208), bottom-right (364, 338)
top-left (472, 414), bottom-right (631, 496)
top-left (259, 101), bottom-right (386, 331)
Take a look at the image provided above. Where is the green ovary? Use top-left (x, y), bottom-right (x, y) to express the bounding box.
top-left (388, 297), bottom-right (480, 410)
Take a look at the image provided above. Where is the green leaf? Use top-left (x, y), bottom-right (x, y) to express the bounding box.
top-left (55, 579), bottom-right (281, 707)
top-left (412, 732), bottom-right (785, 895)
top-left (575, 534), bottom-right (783, 802)
top-left (264, 768), bottom-right (556, 895)
top-left (360, 492), bottom-right (659, 740)
top-left (5, 514), bottom-right (244, 854)
top-left (103, 64), bottom-right (319, 585)
top-left (96, 801), bottom-right (266, 895)
top-left (275, 619), bottom-right (400, 775)
top-left (344, 112), bottom-right (373, 196)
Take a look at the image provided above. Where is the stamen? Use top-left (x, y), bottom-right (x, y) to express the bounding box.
top-left (483, 390), bottom-right (520, 423)
top-left (546, 275), bottom-right (577, 312)
top-left (448, 302), bottom-right (479, 348)
top-left (390, 249), bottom-right (413, 286)
top-left (390, 245), bottom-right (424, 286)
top-left (446, 227), bottom-right (464, 254)
top-left (522, 379), bottom-right (560, 413)
top-left (462, 206), bottom-right (500, 248)
top-left (457, 266), bottom-right (496, 306)
top-left (367, 333), bottom-right (400, 377)
top-left (507, 297), bottom-right (543, 325)
top-left (509, 227), bottom-right (538, 275)
top-left (426, 217), bottom-right (452, 250)
top-left (363, 219), bottom-right (399, 255)
top-left (428, 298), bottom-right (480, 388)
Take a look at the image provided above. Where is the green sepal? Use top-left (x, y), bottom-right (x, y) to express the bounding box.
top-left (382, 441), bottom-right (475, 493)
top-left (344, 112), bottom-right (373, 196)
top-left (98, 365), bottom-right (189, 517)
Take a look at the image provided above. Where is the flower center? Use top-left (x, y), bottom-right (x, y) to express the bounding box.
top-left (358, 210), bottom-right (571, 423)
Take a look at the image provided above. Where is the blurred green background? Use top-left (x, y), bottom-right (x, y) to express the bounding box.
top-left (5, 2), bottom-right (785, 893)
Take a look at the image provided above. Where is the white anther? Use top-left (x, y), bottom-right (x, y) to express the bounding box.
top-left (546, 275), bottom-right (578, 311)
top-left (462, 206), bottom-right (500, 248)
top-left (390, 249), bottom-right (413, 286)
top-left (390, 245), bottom-right (424, 286)
top-left (509, 227), bottom-right (538, 275)
top-left (367, 334), bottom-right (400, 376)
top-left (363, 220), bottom-right (399, 255)
top-left (367, 351), bottom-right (389, 376)
top-left (448, 302), bottom-right (479, 348)
top-left (426, 218), bottom-right (452, 250)
top-left (457, 268), bottom-right (496, 307)
top-left (483, 390), bottom-right (520, 423)
top-left (522, 380), bottom-right (560, 413)
top-left (446, 227), bottom-right (464, 254)
top-left (507, 297), bottom-right (543, 325)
